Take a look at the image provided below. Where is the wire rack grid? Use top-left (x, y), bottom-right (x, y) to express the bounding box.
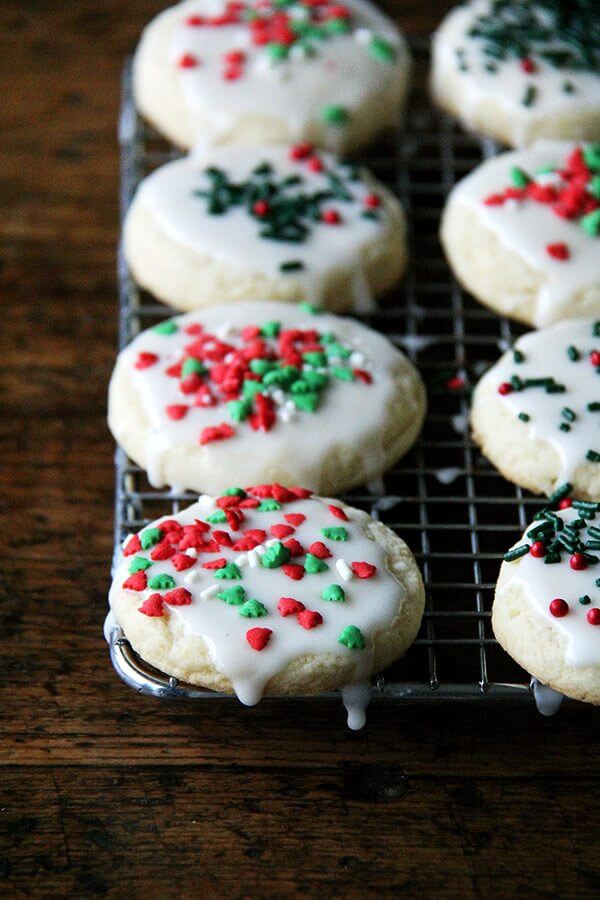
top-left (111, 38), bottom-right (542, 705)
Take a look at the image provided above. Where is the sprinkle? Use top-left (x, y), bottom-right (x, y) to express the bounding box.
top-left (504, 544), bottom-right (529, 562)
top-left (154, 320), bottom-right (178, 335)
top-left (321, 526), bottom-right (348, 541)
top-left (246, 627), bottom-right (272, 651)
top-left (123, 534), bottom-right (141, 556)
top-left (518, 412), bottom-right (530, 422)
top-left (172, 553), bottom-right (196, 572)
top-left (304, 553), bottom-right (329, 574)
top-left (139, 594), bottom-right (165, 617)
top-left (588, 403), bottom-right (600, 412)
top-left (328, 504), bottom-right (349, 521)
top-left (520, 57), bottom-right (537, 74)
top-left (529, 541), bottom-right (546, 558)
top-left (239, 599), bottom-right (268, 618)
top-left (567, 345), bottom-right (580, 361)
top-left (308, 541), bottom-right (332, 559)
top-left (284, 513), bottom-right (306, 526)
top-left (260, 541), bottom-right (291, 569)
top-left (570, 552), bottom-right (587, 571)
top-left (216, 586), bottom-right (246, 605)
top-left (166, 404), bottom-right (188, 420)
top-left (549, 598), bottom-right (569, 618)
top-left (199, 423), bottom-right (235, 445)
top-left (282, 563), bottom-right (304, 580)
top-left (277, 597), bottom-right (305, 617)
top-left (214, 563), bottom-right (242, 579)
top-left (581, 209), bottom-right (600, 237)
top-left (322, 584), bottom-right (345, 603)
top-left (141, 527), bottom-right (162, 550)
top-left (202, 557), bottom-right (227, 570)
top-left (178, 53), bottom-right (199, 68)
top-left (587, 450), bottom-right (600, 462)
top-left (128, 556), bottom-right (153, 573)
top-left (548, 483), bottom-right (573, 504)
top-left (321, 209), bottom-right (342, 225)
top-left (522, 85), bottom-right (537, 106)
top-left (351, 561), bottom-right (377, 579)
top-left (122, 571), bottom-right (147, 591)
top-left (338, 625), bottom-right (365, 650)
top-left (135, 352), bottom-right (158, 370)
top-left (561, 407), bottom-right (576, 422)
top-left (368, 36), bottom-right (396, 62)
top-left (498, 382), bottom-right (513, 395)
top-left (587, 608), bottom-right (600, 625)
top-left (336, 559), bottom-right (353, 581)
top-left (297, 609), bottom-right (323, 629)
top-left (147, 574), bottom-right (176, 590)
top-left (321, 103), bottom-right (349, 125)
top-left (511, 166), bottom-right (531, 188)
top-left (546, 242), bottom-right (570, 260)
top-left (280, 260), bottom-right (305, 272)
top-left (579, 595), bottom-right (591, 605)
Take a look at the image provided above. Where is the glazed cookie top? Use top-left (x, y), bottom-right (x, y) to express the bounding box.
top-left (133, 143), bottom-right (398, 306)
top-left (110, 488), bottom-right (408, 705)
top-left (147, 0), bottom-right (407, 146)
top-left (115, 301), bottom-right (417, 489)
top-left (501, 496), bottom-right (600, 667)
top-left (451, 141), bottom-right (600, 325)
top-left (433, 0), bottom-right (600, 145)
top-left (489, 318), bottom-right (600, 484)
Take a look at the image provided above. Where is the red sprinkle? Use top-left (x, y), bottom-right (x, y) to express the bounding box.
top-left (202, 557), bottom-right (227, 570)
top-left (307, 155), bottom-right (324, 173)
top-left (351, 561), bottom-right (377, 579)
top-left (284, 513), bottom-right (306, 527)
top-left (283, 538), bottom-right (304, 557)
top-left (328, 504), bottom-right (349, 522)
top-left (308, 541), bottom-right (332, 559)
top-left (139, 594), bottom-right (165, 617)
top-left (353, 368), bottom-right (372, 384)
top-left (289, 142), bottom-right (313, 161)
top-left (277, 597), bottom-right (306, 617)
top-left (570, 552), bottom-right (587, 570)
top-left (150, 541), bottom-right (176, 561)
top-left (549, 598), bottom-right (569, 618)
top-left (186, 15), bottom-right (204, 26)
top-left (223, 50), bottom-right (245, 65)
top-left (253, 199), bottom-right (270, 217)
top-left (123, 534), bottom-right (141, 557)
top-left (171, 553), bottom-right (196, 571)
top-left (244, 528), bottom-right (267, 543)
top-left (282, 563), bottom-right (305, 581)
top-left (546, 242), bottom-right (570, 260)
top-left (446, 375), bottom-right (465, 391)
top-left (166, 404), bottom-right (188, 420)
top-left (226, 507), bottom-right (245, 531)
top-left (587, 608), bottom-right (600, 626)
top-left (321, 208), bottom-right (341, 225)
top-left (590, 351), bottom-right (600, 367)
top-left (212, 530), bottom-right (233, 548)
top-left (135, 352), bottom-right (158, 370)
top-left (520, 57), bottom-right (537, 73)
top-left (498, 382), bottom-right (513, 395)
top-left (178, 53), bottom-right (199, 69)
top-left (246, 627), bottom-right (273, 651)
top-left (364, 193), bottom-right (381, 209)
top-left (163, 588), bottom-right (192, 606)
top-left (529, 541), bottom-right (546, 558)
top-left (223, 65), bottom-right (242, 80)
top-left (271, 523), bottom-right (295, 539)
top-left (289, 486), bottom-right (313, 499)
top-left (297, 609), bottom-right (323, 630)
top-left (199, 423), bottom-right (235, 445)
top-left (123, 572), bottom-right (147, 591)
top-left (558, 498), bottom-right (573, 509)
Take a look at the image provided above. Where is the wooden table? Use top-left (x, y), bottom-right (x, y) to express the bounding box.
top-left (1, 2), bottom-right (598, 895)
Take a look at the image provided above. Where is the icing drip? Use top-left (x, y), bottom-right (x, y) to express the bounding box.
top-left (137, 143), bottom-right (393, 306)
top-left (167, 0), bottom-right (408, 146)
top-left (110, 490), bottom-right (408, 726)
top-left (451, 141), bottom-right (600, 326)
top-left (490, 318), bottom-right (600, 483)
top-left (501, 504), bottom-right (600, 668)
top-left (531, 677), bottom-right (564, 716)
top-left (433, 0), bottom-right (600, 148)
top-left (117, 301), bottom-right (408, 492)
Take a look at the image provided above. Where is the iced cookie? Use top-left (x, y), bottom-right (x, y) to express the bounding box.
top-left (431, 0), bottom-right (600, 148)
top-left (109, 489), bottom-right (425, 727)
top-left (441, 141), bottom-right (600, 327)
top-left (123, 143), bottom-right (406, 311)
top-left (471, 319), bottom-right (600, 501)
top-left (133, 0), bottom-right (411, 153)
top-left (494, 495), bottom-right (600, 705)
top-left (108, 301), bottom-right (426, 494)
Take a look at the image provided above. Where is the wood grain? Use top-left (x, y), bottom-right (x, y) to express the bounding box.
top-left (0, 1), bottom-right (598, 896)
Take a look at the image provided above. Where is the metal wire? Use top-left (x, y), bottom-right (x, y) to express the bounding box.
top-left (111, 40), bottom-right (538, 703)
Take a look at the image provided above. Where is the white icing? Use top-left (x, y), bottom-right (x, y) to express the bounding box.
top-left (450, 141), bottom-right (600, 326)
top-left (501, 507), bottom-right (600, 668)
top-left (116, 300), bottom-right (413, 492)
top-left (432, 0), bottom-right (600, 148)
top-left (341, 680), bottom-right (372, 730)
top-left (136, 143), bottom-right (394, 305)
top-left (531, 677), bottom-right (564, 716)
top-left (109, 494), bottom-right (407, 722)
top-left (490, 319), bottom-right (600, 483)
top-left (434, 467), bottom-right (462, 485)
top-left (165, 0), bottom-right (409, 146)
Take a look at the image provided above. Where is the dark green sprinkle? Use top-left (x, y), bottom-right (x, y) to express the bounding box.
top-left (587, 450), bottom-right (600, 462)
top-left (567, 345), bottom-right (580, 361)
top-left (280, 260), bottom-right (305, 272)
top-left (561, 407), bottom-right (576, 422)
top-left (559, 423), bottom-right (571, 432)
top-left (588, 402), bottom-right (600, 411)
top-left (513, 349), bottom-right (525, 363)
top-left (579, 595), bottom-right (591, 605)
top-left (544, 553), bottom-right (562, 564)
top-left (548, 483), bottom-right (573, 504)
top-left (504, 545), bottom-right (529, 562)
top-left (522, 85), bottom-right (537, 107)
top-left (518, 412), bottom-right (530, 422)
top-left (562, 81), bottom-right (575, 93)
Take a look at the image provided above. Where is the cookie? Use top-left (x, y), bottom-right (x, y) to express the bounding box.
top-left (108, 301), bottom-right (426, 495)
top-left (431, 0), bottom-right (600, 148)
top-left (123, 143), bottom-right (407, 312)
top-left (494, 497), bottom-right (600, 705)
top-left (441, 141), bottom-right (600, 328)
top-left (133, 0), bottom-right (411, 153)
top-left (109, 489), bottom-right (425, 726)
top-left (471, 319), bottom-right (600, 501)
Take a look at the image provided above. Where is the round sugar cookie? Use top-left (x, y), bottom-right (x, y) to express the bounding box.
top-left (109, 488), bottom-right (425, 725)
top-left (123, 143), bottom-right (407, 312)
top-left (133, 0), bottom-right (411, 153)
top-left (108, 301), bottom-right (426, 494)
top-left (471, 319), bottom-right (600, 501)
top-left (441, 141), bottom-right (600, 328)
top-left (431, 0), bottom-right (600, 148)
top-left (494, 500), bottom-right (600, 705)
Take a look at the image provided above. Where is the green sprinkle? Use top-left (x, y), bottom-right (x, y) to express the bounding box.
top-left (330, 366), bottom-right (355, 382)
top-left (544, 552), bottom-right (562, 564)
top-left (223, 487), bottom-right (246, 497)
top-left (510, 166), bottom-right (531, 188)
top-left (260, 541), bottom-right (290, 569)
top-left (504, 545), bottom-right (529, 562)
top-left (147, 574), bottom-right (176, 591)
top-left (325, 342), bottom-right (351, 359)
top-left (522, 85), bottom-right (537, 107)
top-left (513, 349), bottom-right (525, 363)
top-left (249, 358), bottom-right (274, 376)
top-left (154, 320), bottom-right (178, 335)
top-left (217, 586), bottom-right (246, 605)
top-left (280, 260), bottom-right (305, 272)
top-left (258, 499), bottom-right (282, 512)
top-left (567, 345), bottom-right (580, 361)
top-left (581, 209), bottom-right (600, 237)
top-left (562, 80), bottom-right (575, 93)
top-left (548, 483), bottom-right (573, 504)
top-left (214, 563), bottom-right (242, 580)
top-left (290, 378), bottom-right (310, 394)
top-left (579, 595), bottom-right (591, 605)
top-left (302, 370), bottom-right (328, 390)
top-left (559, 423), bottom-right (571, 432)
top-left (583, 144), bottom-right (600, 172)
top-left (242, 379), bottom-right (264, 400)
top-left (263, 366), bottom-right (299, 388)
top-left (304, 553), bottom-right (329, 574)
top-left (561, 407), bottom-right (576, 422)
top-left (298, 302), bottom-right (322, 314)
top-left (292, 392), bottom-right (320, 412)
top-left (129, 556), bottom-right (153, 573)
top-left (207, 510), bottom-right (227, 524)
top-left (303, 351), bottom-right (327, 367)
top-left (260, 321), bottom-right (281, 338)
top-left (321, 103), bottom-right (349, 126)
top-left (589, 176), bottom-right (600, 200)
top-left (322, 584), bottom-right (346, 603)
top-left (338, 625), bottom-right (365, 650)
top-left (518, 412), bottom-right (530, 422)
top-left (587, 402), bottom-right (600, 411)
top-left (325, 17), bottom-right (349, 34)
top-left (266, 41), bottom-right (289, 62)
top-left (181, 357), bottom-right (206, 377)
top-left (140, 527), bottom-right (162, 550)
top-left (239, 599), bottom-right (268, 618)
top-left (321, 526), bottom-right (348, 542)
top-left (228, 399), bottom-right (252, 423)
top-left (369, 36), bottom-right (397, 63)
top-left (587, 450), bottom-right (600, 462)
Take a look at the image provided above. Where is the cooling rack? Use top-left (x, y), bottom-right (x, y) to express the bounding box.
top-left (110, 39), bottom-right (547, 707)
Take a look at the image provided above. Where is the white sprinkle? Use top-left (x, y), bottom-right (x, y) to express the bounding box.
top-left (355, 27), bottom-right (372, 44)
top-left (278, 407), bottom-right (292, 423)
top-left (199, 583), bottom-right (220, 599)
top-left (336, 559), bottom-right (353, 582)
top-left (184, 570), bottom-right (201, 586)
top-left (265, 538), bottom-right (278, 548)
top-left (350, 351), bottom-right (365, 367)
top-left (247, 549), bottom-right (260, 568)
top-left (235, 553), bottom-right (248, 568)
top-left (197, 494), bottom-right (215, 510)
top-left (185, 547), bottom-right (198, 558)
top-left (254, 544), bottom-right (267, 557)
top-left (272, 388), bottom-right (286, 406)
